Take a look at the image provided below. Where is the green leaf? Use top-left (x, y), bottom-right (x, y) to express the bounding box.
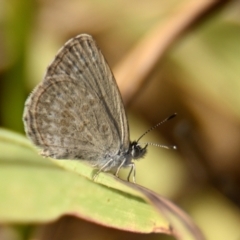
top-left (0, 128), bottom-right (171, 234)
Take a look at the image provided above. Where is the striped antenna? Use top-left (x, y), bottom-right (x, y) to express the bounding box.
top-left (137, 113), bottom-right (177, 150)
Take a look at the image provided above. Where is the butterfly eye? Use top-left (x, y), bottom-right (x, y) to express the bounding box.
top-left (130, 142), bottom-right (147, 160)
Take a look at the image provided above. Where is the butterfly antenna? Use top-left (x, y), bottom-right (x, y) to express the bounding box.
top-left (142, 142), bottom-right (177, 150)
top-left (136, 113), bottom-right (177, 143)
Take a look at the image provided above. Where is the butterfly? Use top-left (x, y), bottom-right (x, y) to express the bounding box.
top-left (23, 34), bottom-right (176, 182)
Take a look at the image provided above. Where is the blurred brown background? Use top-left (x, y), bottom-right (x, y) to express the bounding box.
top-left (1, 0), bottom-right (240, 239)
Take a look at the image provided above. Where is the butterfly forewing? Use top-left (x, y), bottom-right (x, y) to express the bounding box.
top-left (23, 34), bottom-right (130, 165)
top-left (46, 34), bottom-right (129, 150)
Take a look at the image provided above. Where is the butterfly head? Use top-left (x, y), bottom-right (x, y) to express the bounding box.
top-left (130, 141), bottom-right (148, 160)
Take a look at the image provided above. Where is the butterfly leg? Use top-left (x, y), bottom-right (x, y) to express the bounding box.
top-left (115, 159), bottom-right (127, 178)
top-left (127, 163), bottom-right (136, 183)
top-left (93, 158), bottom-right (113, 181)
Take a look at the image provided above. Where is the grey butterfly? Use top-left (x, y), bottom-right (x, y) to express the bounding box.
top-left (23, 34), bottom-right (149, 182)
top-left (23, 34), bottom-right (176, 182)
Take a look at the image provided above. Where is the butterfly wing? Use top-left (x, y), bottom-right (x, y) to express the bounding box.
top-left (23, 34), bottom-right (130, 167)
